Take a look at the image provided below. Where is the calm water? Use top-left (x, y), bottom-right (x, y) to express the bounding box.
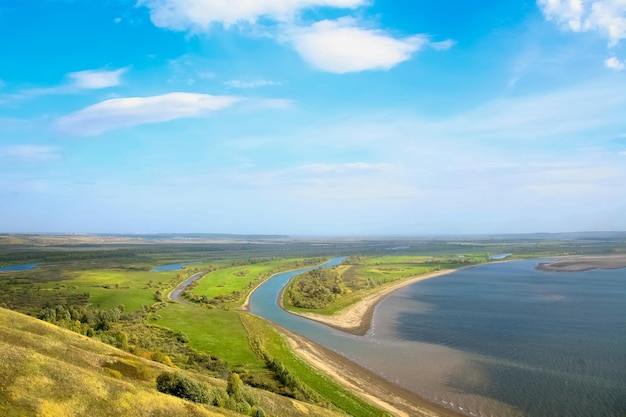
top-left (250, 259), bottom-right (626, 417)
top-left (0, 263), bottom-right (37, 272)
top-left (151, 261), bottom-right (200, 272)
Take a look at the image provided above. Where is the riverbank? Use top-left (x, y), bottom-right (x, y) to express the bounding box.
top-left (537, 255), bottom-right (626, 272)
top-left (285, 268), bottom-right (462, 335)
top-left (276, 325), bottom-right (465, 417)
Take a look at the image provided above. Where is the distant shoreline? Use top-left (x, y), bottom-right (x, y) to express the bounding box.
top-left (537, 255), bottom-right (626, 272)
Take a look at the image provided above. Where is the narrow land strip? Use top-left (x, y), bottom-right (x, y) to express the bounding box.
top-left (284, 268), bottom-right (463, 335)
top-left (537, 255), bottom-right (626, 272)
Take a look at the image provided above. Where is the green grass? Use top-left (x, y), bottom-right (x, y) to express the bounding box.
top-left (190, 258), bottom-right (327, 305)
top-left (241, 314), bottom-right (387, 417)
top-left (0, 307), bottom-right (347, 417)
top-left (66, 270), bottom-right (175, 310)
top-left (153, 303), bottom-right (265, 370)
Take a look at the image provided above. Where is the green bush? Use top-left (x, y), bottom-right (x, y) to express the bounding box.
top-left (156, 372), bottom-right (209, 403)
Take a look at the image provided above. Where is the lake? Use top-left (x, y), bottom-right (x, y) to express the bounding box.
top-left (151, 261), bottom-right (200, 272)
top-left (250, 259), bottom-right (626, 417)
top-left (0, 263), bottom-right (38, 272)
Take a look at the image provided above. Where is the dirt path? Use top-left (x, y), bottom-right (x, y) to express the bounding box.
top-left (167, 272), bottom-right (204, 304)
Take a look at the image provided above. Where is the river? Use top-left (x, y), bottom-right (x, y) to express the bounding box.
top-left (248, 258), bottom-right (626, 417)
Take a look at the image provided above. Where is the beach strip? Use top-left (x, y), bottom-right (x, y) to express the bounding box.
top-left (275, 325), bottom-right (466, 417)
top-left (286, 268), bottom-right (463, 335)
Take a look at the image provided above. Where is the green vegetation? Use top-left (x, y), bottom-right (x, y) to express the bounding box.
top-left (157, 371), bottom-right (211, 403)
top-left (284, 254), bottom-right (485, 315)
top-left (241, 314), bottom-right (388, 416)
top-left (186, 257), bottom-right (327, 308)
top-left (1, 234), bottom-right (624, 417)
top-left (153, 303), bottom-right (265, 370)
top-left (0, 307), bottom-right (352, 417)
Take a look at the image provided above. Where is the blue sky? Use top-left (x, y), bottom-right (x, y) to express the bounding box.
top-left (1, 0), bottom-right (625, 235)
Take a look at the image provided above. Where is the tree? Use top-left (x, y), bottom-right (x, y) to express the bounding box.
top-left (156, 372), bottom-right (209, 403)
top-left (227, 372), bottom-right (244, 402)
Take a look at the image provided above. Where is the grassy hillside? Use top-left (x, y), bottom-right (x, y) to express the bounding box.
top-left (0, 308), bottom-right (346, 417)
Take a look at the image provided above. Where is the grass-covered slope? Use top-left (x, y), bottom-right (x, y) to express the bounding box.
top-left (0, 308), bottom-right (345, 417)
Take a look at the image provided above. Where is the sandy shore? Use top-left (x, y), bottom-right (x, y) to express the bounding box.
top-left (537, 254), bottom-right (626, 272)
top-left (275, 325), bottom-right (465, 417)
top-left (286, 268), bottom-right (463, 335)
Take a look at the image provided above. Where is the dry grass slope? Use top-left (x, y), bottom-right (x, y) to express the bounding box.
top-left (0, 308), bottom-right (345, 417)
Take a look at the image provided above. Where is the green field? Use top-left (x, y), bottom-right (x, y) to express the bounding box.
top-left (187, 258), bottom-right (327, 307)
top-left (153, 303), bottom-right (265, 370)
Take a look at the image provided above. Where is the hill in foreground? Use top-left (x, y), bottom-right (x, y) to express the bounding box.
top-left (0, 307), bottom-right (345, 417)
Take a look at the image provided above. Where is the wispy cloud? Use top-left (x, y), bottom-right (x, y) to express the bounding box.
top-left (138, 0), bottom-right (367, 30)
top-left (0, 145), bottom-right (60, 161)
top-left (55, 92), bottom-right (241, 136)
top-left (289, 18), bottom-right (431, 73)
top-left (6, 68), bottom-right (128, 101)
top-left (224, 79), bottom-right (283, 88)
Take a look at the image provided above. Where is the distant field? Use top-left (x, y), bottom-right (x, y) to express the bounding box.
top-left (191, 258), bottom-right (321, 300)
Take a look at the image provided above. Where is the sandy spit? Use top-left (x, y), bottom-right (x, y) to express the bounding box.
top-left (286, 268), bottom-right (464, 336)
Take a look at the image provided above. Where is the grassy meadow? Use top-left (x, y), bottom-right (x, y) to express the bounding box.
top-left (152, 303), bottom-right (266, 371)
top-left (0, 307), bottom-right (349, 417)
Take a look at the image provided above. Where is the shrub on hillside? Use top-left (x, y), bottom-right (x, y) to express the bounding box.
top-left (156, 372), bottom-right (209, 403)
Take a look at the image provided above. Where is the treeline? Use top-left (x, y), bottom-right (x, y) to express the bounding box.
top-left (286, 267), bottom-right (347, 310)
top-left (0, 249), bottom-right (144, 264)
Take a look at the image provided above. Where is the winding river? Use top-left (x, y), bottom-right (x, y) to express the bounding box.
top-left (247, 257), bottom-right (626, 417)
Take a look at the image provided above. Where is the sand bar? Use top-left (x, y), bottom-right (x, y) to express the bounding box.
top-left (285, 268), bottom-right (464, 335)
top-left (274, 324), bottom-right (466, 417)
top-left (537, 255), bottom-right (626, 272)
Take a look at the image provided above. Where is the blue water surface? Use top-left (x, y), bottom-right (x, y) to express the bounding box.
top-left (0, 263), bottom-right (38, 272)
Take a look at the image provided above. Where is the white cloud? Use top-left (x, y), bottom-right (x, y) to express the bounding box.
top-left (5, 68), bottom-right (128, 101)
top-left (605, 56), bottom-right (625, 69)
top-left (55, 92), bottom-right (241, 136)
top-left (289, 19), bottom-right (428, 73)
top-left (67, 68), bottom-right (127, 89)
top-left (138, 0), bottom-right (366, 30)
top-left (538, 0), bottom-right (626, 46)
top-left (0, 145), bottom-right (59, 161)
top-left (619, 150), bottom-right (626, 155)
top-left (538, 0), bottom-right (585, 31)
